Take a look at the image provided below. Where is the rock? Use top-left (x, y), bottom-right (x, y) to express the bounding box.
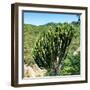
top-left (24, 64), bottom-right (47, 78)
top-left (24, 64), bottom-right (36, 77)
top-left (73, 47), bottom-right (80, 56)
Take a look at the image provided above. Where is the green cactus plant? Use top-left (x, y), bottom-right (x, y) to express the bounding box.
top-left (33, 23), bottom-right (74, 76)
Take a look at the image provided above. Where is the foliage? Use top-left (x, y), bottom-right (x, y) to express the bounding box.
top-left (32, 23), bottom-right (74, 75)
top-left (60, 53), bottom-right (80, 75)
top-left (24, 22), bottom-right (80, 76)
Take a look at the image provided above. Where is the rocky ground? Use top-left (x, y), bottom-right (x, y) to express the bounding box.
top-left (24, 64), bottom-right (47, 78)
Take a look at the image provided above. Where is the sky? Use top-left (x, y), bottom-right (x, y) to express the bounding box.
top-left (23, 11), bottom-right (80, 26)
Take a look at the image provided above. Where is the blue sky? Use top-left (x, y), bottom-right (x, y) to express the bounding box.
top-left (23, 11), bottom-right (79, 26)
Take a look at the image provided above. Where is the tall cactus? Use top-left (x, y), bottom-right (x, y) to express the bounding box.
top-left (33, 23), bottom-right (74, 76)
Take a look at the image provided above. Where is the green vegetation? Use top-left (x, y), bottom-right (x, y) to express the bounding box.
top-left (33, 23), bottom-right (74, 75)
top-left (24, 22), bottom-right (80, 76)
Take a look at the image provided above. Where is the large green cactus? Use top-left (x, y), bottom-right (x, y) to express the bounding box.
top-left (33, 23), bottom-right (74, 76)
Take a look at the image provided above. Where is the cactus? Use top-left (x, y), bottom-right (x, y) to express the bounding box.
top-left (33, 23), bottom-right (74, 76)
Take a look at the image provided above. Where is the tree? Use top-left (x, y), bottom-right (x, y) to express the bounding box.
top-left (33, 23), bottom-right (74, 76)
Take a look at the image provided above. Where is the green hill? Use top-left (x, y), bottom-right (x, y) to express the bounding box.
top-left (24, 22), bottom-right (80, 76)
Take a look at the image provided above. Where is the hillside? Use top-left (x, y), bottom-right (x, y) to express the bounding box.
top-left (24, 22), bottom-right (80, 77)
